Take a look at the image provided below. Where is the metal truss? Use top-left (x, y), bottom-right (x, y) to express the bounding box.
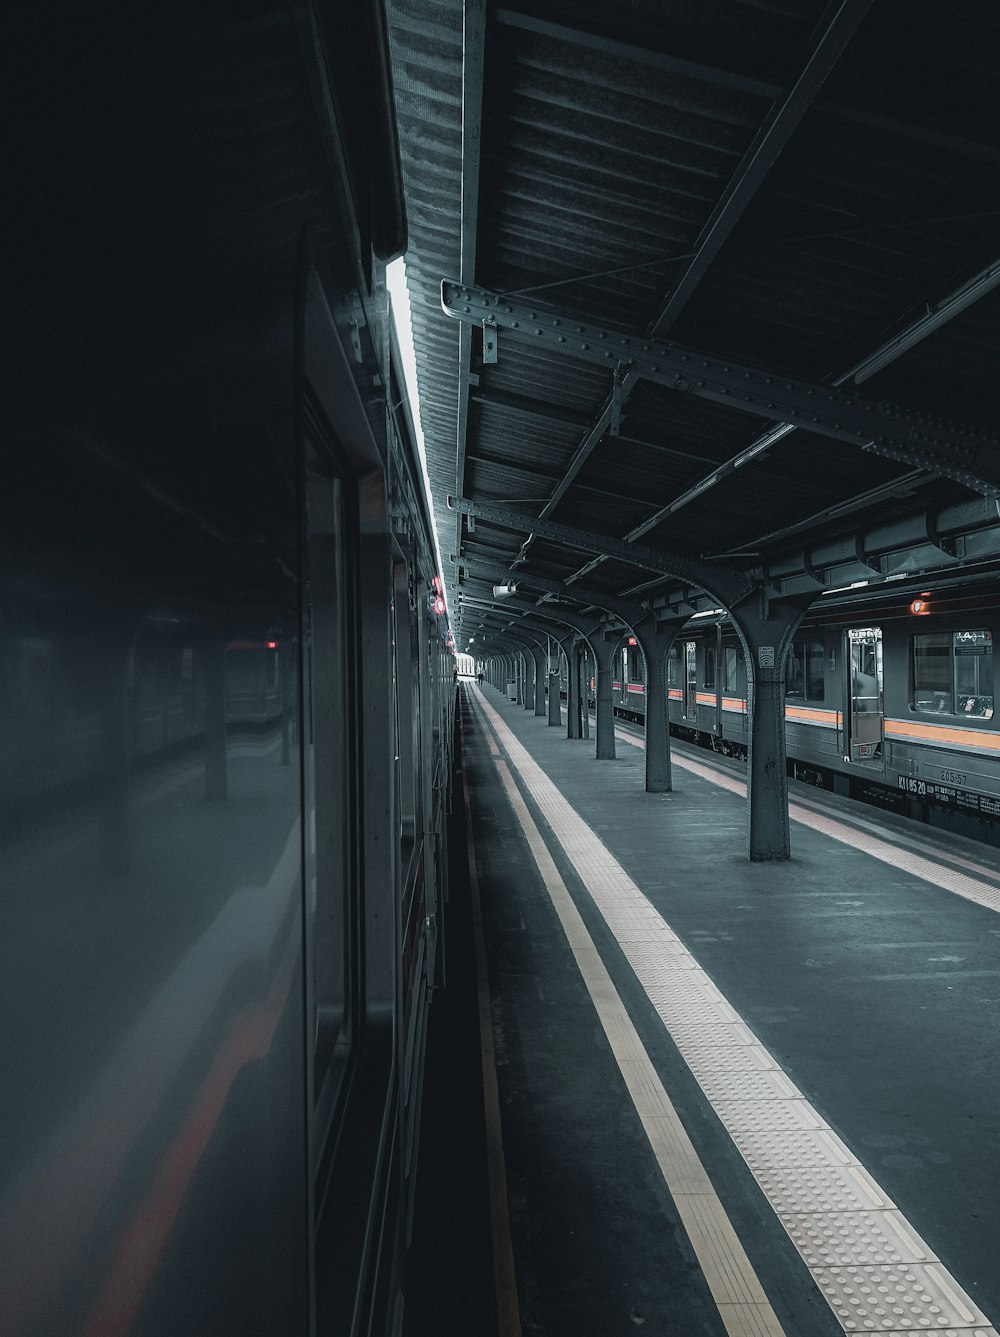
top-left (456, 555), bottom-right (678, 631)
top-left (441, 281), bottom-right (1000, 497)
top-left (448, 495), bottom-right (758, 608)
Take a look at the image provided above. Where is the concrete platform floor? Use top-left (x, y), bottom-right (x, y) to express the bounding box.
top-left (409, 683), bottom-right (1000, 1336)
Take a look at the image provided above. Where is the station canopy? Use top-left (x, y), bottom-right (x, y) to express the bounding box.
top-left (386, 0), bottom-right (1000, 647)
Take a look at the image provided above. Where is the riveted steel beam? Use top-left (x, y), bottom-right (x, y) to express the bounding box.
top-left (457, 555), bottom-right (647, 628)
top-left (655, 0), bottom-right (873, 332)
top-left (454, 0), bottom-right (486, 568)
top-left (441, 281), bottom-right (1000, 497)
top-left (499, 603), bottom-right (614, 643)
top-left (447, 495), bottom-right (757, 607)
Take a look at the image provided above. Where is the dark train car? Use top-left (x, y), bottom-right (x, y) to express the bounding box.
top-left (3, 6), bottom-right (452, 1337)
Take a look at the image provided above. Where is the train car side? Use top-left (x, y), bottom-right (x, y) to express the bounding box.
top-left (3, 8), bottom-right (452, 1337)
top-left (608, 587), bottom-right (1000, 840)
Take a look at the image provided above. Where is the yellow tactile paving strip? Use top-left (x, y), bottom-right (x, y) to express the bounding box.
top-left (474, 690), bottom-right (998, 1337)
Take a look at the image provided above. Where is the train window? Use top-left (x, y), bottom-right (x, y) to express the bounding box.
top-left (954, 630), bottom-right (993, 717)
top-left (392, 556), bottom-right (421, 870)
top-left (912, 630), bottom-right (994, 717)
top-left (668, 644), bottom-right (680, 687)
top-left (704, 645), bottom-right (716, 689)
top-left (303, 457), bottom-right (355, 1120)
top-left (723, 645), bottom-right (739, 692)
top-left (786, 640), bottom-right (825, 701)
top-left (626, 643), bottom-right (643, 681)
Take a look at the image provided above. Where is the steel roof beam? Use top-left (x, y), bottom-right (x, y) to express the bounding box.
top-left (463, 454), bottom-right (564, 490)
top-left (627, 255), bottom-right (1000, 537)
top-left (850, 256), bottom-right (1000, 385)
top-left (654, 0), bottom-right (872, 334)
top-left (613, 432), bottom-right (726, 466)
top-left (470, 386), bottom-right (590, 428)
top-left (441, 282), bottom-right (1000, 497)
top-left (493, 9), bottom-right (1000, 166)
top-left (493, 9), bottom-right (779, 100)
top-left (565, 555), bottom-right (606, 584)
top-left (448, 497), bottom-right (756, 608)
top-left (459, 558), bottom-right (718, 623)
top-left (719, 470), bottom-right (930, 555)
top-left (454, 0), bottom-right (486, 566)
top-left (457, 557), bottom-right (647, 626)
top-left (501, 0), bottom-right (868, 524)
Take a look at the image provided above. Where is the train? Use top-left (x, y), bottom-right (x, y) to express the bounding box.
top-left (602, 573), bottom-right (1000, 841)
top-left (3, 7), bottom-right (453, 1337)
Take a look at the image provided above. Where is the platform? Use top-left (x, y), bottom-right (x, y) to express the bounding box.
top-left (417, 681), bottom-right (1000, 1336)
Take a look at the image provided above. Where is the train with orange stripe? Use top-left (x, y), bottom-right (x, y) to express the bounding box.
top-left (610, 575), bottom-right (1000, 839)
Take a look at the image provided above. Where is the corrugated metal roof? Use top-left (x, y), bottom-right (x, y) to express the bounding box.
top-left (388, 0), bottom-right (1000, 645)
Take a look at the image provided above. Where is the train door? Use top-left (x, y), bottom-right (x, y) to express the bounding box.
top-left (847, 626), bottom-right (883, 762)
top-left (684, 640), bottom-right (698, 719)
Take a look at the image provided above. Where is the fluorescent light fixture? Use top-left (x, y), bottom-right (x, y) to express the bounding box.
top-left (386, 257), bottom-right (447, 602)
top-left (823, 579), bottom-right (870, 594)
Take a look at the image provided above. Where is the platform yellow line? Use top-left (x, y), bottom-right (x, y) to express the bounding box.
top-left (472, 705), bottom-right (787, 1335)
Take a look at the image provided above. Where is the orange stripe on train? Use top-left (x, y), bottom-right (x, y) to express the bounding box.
top-left (884, 718), bottom-right (1000, 751)
top-left (785, 705), bottom-right (839, 726)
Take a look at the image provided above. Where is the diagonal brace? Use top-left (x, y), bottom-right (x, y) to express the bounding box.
top-left (448, 495), bottom-right (756, 608)
top-left (441, 281), bottom-right (1000, 497)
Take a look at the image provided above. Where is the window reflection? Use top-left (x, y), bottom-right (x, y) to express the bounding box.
top-left (785, 640), bottom-right (825, 701)
top-left (913, 629), bottom-right (993, 717)
top-left (302, 454), bottom-right (353, 1128)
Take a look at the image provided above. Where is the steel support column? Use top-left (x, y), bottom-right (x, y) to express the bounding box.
top-left (547, 654), bottom-right (562, 727)
top-left (530, 641), bottom-right (547, 716)
top-left (730, 595), bottom-right (810, 860)
top-left (484, 600), bottom-right (618, 748)
top-left (495, 632), bottom-right (547, 714)
top-left (563, 633), bottom-right (582, 738)
top-left (574, 647), bottom-right (590, 743)
top-left (592, 633), bottom-right (618, 760)
top-left (634, 622), bottom-right (679, 792)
